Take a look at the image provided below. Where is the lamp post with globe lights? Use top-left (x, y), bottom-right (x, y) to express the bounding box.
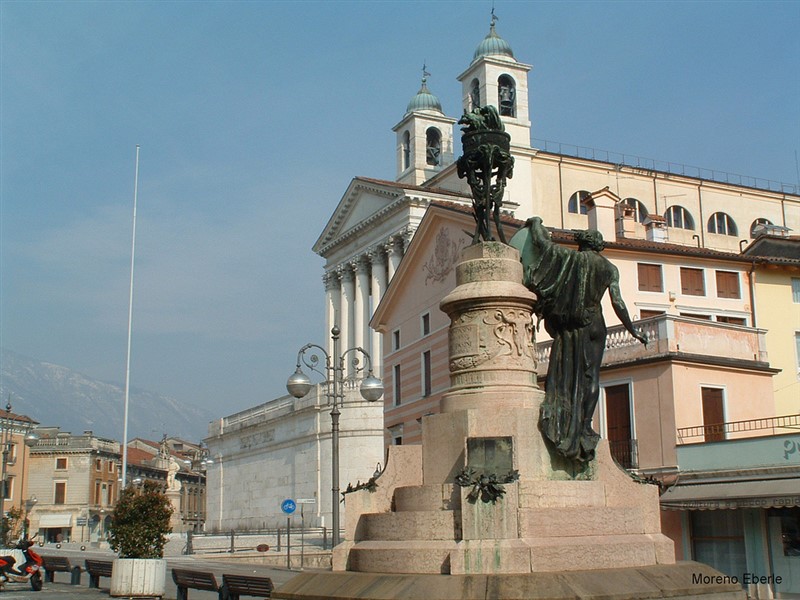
top-left (286, 326), bottom-right (383, 548)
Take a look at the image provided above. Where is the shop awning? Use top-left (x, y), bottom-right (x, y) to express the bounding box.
top-left (38, 514), bottom-right (73, 528)
top-left (660, 479), bottom-right (800, 510)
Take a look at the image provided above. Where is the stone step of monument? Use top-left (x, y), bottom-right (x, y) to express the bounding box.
top-left (525, 533), bottom-right (675, 572)
top-left (358, 510), bottom-right (461, 541)
top-left (518, 505), bottom-right (660, 537)
top-left (394, 484), bottom-right (458, 512)
top-left (347, 540), bottom-right (456, 574)
top-left (518, 479), bottom-right (607, 508)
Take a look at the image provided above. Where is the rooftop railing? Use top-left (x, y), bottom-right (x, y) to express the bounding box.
top-left (532, 138), bottom-right (800, 196)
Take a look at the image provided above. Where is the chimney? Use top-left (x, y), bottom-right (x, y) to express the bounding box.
top-left (584, 187), bottom-right (620, 241)
top-left (616, 202), bottom-right (637, 238)
top-left (644, 214), bottom-right (668, 242)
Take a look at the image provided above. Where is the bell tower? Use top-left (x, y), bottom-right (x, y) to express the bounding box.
top-left (393, 67), bottom-right (457, 185)
top-left (457, 13), bottom-right (532, 148)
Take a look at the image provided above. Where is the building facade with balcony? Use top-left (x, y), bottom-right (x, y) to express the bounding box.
top-left (0, 406), bottom-right (39, 540)
top-left (26, 428), bottom-right (120, 544)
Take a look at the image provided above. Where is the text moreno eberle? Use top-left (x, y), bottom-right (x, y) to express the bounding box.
top-left (692, 572), bottom-right (782, 585)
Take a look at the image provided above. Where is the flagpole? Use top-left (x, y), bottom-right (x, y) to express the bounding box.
top-left (121, 144), bottom-right (140, 489)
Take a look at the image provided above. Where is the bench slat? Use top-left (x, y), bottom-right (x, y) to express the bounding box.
top-left (172, 568), bottom-right (219, 591)
top-left (222, 574), bottom-right (273, 598)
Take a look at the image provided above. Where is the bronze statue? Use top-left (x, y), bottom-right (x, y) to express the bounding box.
top-left (457, 105), bottom-right (514, 243)
top-left (510, 217), bottom-right (646, 464)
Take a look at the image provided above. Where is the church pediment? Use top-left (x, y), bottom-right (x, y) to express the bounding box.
top-left (313, 177), bottom-right (408, 256)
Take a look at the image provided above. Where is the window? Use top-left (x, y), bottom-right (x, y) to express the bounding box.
top-left (701, 387), bottom-right (725, 442)
top-left (54, 481), bottom-right (66, 505)
top-left (665, 205), bottom-right (695, 230)
top-left (95, 459), bottom-right (101, 471)
top-left (497, 74), bottom-right (516, 117)
top-left (426, 128), bottom-right (441, 166)
top-left (55, 457), bottom-right (68, 470)
top-left (623, 198), bottom-right (648, 224)
top-left (637, 263), bottom-right (663, 292)
top-left (95, 480), bottom-right (102, 505)
top-left (421, 313), bottom-right (431, 336)
top-left (6, 443), bottom-right (16, 465)
top-left (108, 461), bottom-right (115, 473)
top-left (567, 190), bottom-right (590, 215)
top-left (392, 329), bottom-right (401, 351)
top-left (603, 384), bottom-right (636, 469)
top-left (393, 364), bottom-right (402, 406)
top-left (716, 316), bottom-right (746, 326)
top-left (795, 332), bottom-right (800, 376)
top-left (680, 267), bottom-right (705, 296)
top-left (681, 312), bottom-right (712, 320)
top-left (389, 425), bottom-right (403, 446)
top-left (750, 218), bottom-right (772, 238)
top-left (402, 131), bottom-right (411, 171)
top-left (422, 351), bottom-right (432, 397)
top-left (470, 78), bottom-right (481, 110)
top-left (715, 271), bottom-right (740, 299)
top-left (792, 279), bottom-right (800, 303)
top-left (639, 309), bottom-right (665, 320)
top-left (707, 212), bottom-right (738, 236)
top-left (4, 476), bottom-right (13, 501)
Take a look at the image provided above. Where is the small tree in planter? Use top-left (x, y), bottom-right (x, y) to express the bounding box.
top-left (107, 481), bottom-right (173, 597)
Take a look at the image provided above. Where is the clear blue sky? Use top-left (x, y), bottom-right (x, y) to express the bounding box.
top-left (2, 1), bottom-right (798, 418)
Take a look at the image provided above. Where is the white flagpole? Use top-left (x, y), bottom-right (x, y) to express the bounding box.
top-left (121, 144), bottom-right (140, 489)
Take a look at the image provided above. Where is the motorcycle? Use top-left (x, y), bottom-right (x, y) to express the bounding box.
top-left (0, 536), bottom-right (44, 591)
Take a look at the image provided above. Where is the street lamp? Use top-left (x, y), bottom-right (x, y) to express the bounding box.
top-left (286, 326), bottom-right (383, 547)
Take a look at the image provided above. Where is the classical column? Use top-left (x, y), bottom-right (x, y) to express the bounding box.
top-left (386, 237), bottom-right (403, 282)
top-left (369, 248), bottom-right (388, 379)
top-left (339, 265), bottom-right (355, 370)
top-left (324, 271), bottom-right (341, 359)
top-left (353, 256), bottom-right (370, 359)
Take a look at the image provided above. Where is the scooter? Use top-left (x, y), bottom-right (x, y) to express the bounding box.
top-left (0, 536), bottom-right (44, 591)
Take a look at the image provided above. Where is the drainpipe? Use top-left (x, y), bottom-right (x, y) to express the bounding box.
top-left (748, 261), bottom-right (757, 328)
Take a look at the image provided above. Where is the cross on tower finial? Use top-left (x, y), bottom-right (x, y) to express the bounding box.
top-left (491, 5), bottom-right (498, 27)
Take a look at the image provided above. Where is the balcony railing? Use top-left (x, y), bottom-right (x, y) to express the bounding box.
top-left (609, 439), bottom-right (639, 469)
top-left (536, 315), bottom-right (767, 375)
top-left (677, 414), bottom-right (800, 445)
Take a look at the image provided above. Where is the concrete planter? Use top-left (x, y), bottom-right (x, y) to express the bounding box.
top-left (110, 558), bottom-right (167, 598)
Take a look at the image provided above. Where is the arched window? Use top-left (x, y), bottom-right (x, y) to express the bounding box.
top-left (402, 131), bottom-right (411, 171)
top-left (664, 205), bottom-right (695, 230)
top-left (568, 190), bottom-right (590, 215)
top-left (623, 198), bottom-right (649, 224)
top-left (497, 74), bottom-right (516, 118)
top-left (707, 212), bottom-right (738, 236)
top-left (470, 78), bottom-right (481, 110)
top-left (750, 218), bottom-right (772, 238)
top-left (426, 128), bottom-right (441, 166)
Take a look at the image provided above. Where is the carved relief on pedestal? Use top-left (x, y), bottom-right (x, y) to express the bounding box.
top-left (449, 306), bottom-right (535, 373)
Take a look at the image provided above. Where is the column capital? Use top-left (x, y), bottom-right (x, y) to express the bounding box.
top-left (323, 271), bottom-right (340, 290)
top-left (367, 246), bottom-right (387, 266)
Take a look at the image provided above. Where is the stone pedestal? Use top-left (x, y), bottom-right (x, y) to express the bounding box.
top-left (166, 489), bottom-right (183, 532)
top-left (273, 243), bottom-right (744, 599)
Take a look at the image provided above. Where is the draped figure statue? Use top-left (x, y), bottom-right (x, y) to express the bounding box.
top-left (510, 217), bottom-right (646, 464)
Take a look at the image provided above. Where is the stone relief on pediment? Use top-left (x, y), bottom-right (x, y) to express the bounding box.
top-left (424, 227), bottom-right (465, 285)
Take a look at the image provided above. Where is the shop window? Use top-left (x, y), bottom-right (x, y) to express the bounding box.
top-left (691, 511), bottom-right (747, 580)
top-left (637, 263), bottom-right (663, 292)
top-left (680, 267), bottom-right (705, 296)
top-left (715, 271), bottom-right (741, 299)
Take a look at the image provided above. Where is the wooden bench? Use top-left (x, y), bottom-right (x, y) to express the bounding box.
top-left (84, 559), bottom-right (113, 589)
top-left (41, 555), bottom-right (81, 585)
top-left (172, 568), bottom-right (220, 600)
top-left (221, 574), bottom-right (273, 599)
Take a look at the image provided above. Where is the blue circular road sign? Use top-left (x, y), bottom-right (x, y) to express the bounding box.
top-left (281, 499), bottom-right (297, 514)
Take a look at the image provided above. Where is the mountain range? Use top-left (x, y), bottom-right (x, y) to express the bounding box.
top-left (0, 348), bottom-right (214, 442)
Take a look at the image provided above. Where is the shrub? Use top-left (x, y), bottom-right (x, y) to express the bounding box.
top-left (108, 481), bottom-right (172, 558)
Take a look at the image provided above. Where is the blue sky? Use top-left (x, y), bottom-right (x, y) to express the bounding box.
top-left (2, 1), bottom-right (798, 423)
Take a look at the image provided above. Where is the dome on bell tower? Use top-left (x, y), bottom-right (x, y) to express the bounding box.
top-left (405, 74), bottom-right (443, 115)
top-left (472, 14), bottom-right (515, 63)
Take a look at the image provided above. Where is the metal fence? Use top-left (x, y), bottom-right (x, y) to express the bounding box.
top-left (186, 526), bottom-right (332, 556)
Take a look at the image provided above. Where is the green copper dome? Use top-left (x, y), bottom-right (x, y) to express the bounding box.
top-left (472, 22), bottom-right (515, 62)
top-left (406, 78), bottom-right (443, 114)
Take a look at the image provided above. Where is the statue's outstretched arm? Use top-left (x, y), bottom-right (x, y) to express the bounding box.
top-left (609, 276), bottom-right (647, 346)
